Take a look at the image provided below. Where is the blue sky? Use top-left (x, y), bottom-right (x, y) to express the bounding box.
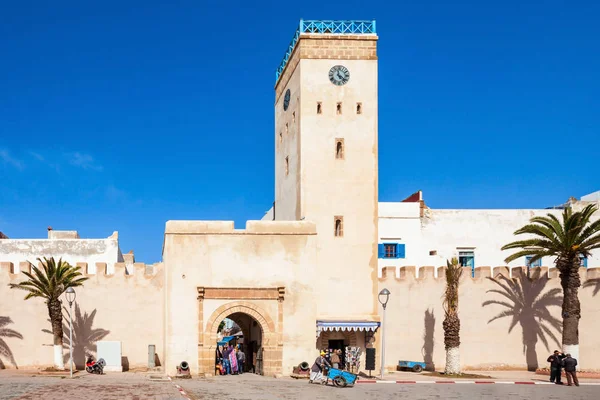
top-left (1, 1), bottom-right (598, 262)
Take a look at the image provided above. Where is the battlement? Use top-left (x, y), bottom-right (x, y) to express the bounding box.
top-left (378, 265), bottom-right (600, 282)
top-left (0, 260), bottom-right (162, 278)
top-left (164, 220), bottom-right (317, 235)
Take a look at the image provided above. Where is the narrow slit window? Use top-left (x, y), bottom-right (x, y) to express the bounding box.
top-left (279, 132), bottom-right (283, 144)
top-left (334, 216), bottom-right (344, 237)
top-left (285, 156), bottom-right (289, 175)
top-left (335, 139), bottom-right (344, 159)
top-left (292, 111), bottom-right (296, 123)
top-left (336, 102), bottom-right (342, 115)
top-left (317, 102), bottom-right (322, 114)
top-left (285, 123), bottom-right (288, 134)
top-left (356, 103), bottom-right (362, 114)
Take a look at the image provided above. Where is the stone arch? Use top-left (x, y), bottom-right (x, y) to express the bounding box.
top-left (201, 301), bottom-right (280, 376)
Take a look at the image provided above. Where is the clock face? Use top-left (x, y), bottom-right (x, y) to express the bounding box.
top-left (283, 89), bottom-right (291, 111)
top-left (329, 65), bottom-right (350, 86)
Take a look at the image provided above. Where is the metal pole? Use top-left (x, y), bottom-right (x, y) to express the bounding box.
top-left (69, 301), bottom-right (73, 378)
top-left (380, 304), bottom-right (386, 379)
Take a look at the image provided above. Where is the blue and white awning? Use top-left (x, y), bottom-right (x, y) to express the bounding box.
top-left (316, 320), bottom-right (380, 337)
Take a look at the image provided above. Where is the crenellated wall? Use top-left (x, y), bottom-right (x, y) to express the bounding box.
top-left (0, 231), bottom-right (123, 275)
top-left (0, 261), bottom-right (164, 370)
top-left (377, 266), bottom-right (600, 371)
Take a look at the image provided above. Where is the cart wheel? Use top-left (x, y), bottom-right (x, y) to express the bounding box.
top-left (412, 364), bottom-right (423, 373)
top-left (333, 376), bottom-right (347, 388)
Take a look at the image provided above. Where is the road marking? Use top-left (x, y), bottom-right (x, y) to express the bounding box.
top-left (356, 380), bottom-right (600, 386)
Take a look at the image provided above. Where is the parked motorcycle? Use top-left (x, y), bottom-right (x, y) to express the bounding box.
top-left (85, 355), bottom-right (106, 374)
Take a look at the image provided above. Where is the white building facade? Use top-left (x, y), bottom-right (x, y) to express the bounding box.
top-left (378, 191), bottom-right (600, 278)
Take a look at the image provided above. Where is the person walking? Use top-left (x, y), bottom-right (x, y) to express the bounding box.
top-left (562, 354), bottom-right (579, 387)
top-left (309, 351), bottom-right (331, 384)
top-left (547, 350), bottom-right (564, 384)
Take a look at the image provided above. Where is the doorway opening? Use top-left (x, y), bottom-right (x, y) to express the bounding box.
top-left (215, 312), bottom-right (263, 376)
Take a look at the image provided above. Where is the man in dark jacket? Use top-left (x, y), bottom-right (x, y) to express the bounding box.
top-left (309, 351), bottom-right (331, 383)
top-left (562, 354), bottom-right (579, 386)
top-left (547, 350), bottom-right (565, 384)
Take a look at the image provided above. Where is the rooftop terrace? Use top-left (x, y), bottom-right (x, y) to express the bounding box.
top-left (275, 20), bottom-right (377, 82)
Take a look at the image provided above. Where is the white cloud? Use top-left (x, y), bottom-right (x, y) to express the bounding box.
top-left (28, 151), bottom-right (45, 161)
top-left (0, 148), bottom-right (24, 170)
top-left (68, 152), bottom-right (103, 171)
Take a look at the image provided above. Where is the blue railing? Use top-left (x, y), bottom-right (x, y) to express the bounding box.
top-left (275, 20), bottom-right (377, 82)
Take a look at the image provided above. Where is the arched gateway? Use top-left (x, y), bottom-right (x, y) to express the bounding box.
top-left (197, 287), bottom-right (284, 377)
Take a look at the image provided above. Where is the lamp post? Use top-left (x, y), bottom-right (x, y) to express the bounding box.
top-left (378, 288), bottom-right (390, 380)
top-left (65, 287), bottom-right (76, 378)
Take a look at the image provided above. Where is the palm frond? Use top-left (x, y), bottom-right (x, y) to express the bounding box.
top-left (481, 299), bottom-right (513, 309)
top-left (583, 278), bottom-right (600, 296)
top-left (502, 248), bottom-right (554, 264)
top-left (8, 257), bottom-right (87, 302)
top-left (538, 321), bottom-right (561, 350)
top-left (487, 310), bottom-right (515, 324)
top-left (486, 289), bottom-right (520, 305)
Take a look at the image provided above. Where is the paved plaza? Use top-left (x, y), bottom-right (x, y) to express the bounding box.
top-left (1, 371), bottom-right (600, 400)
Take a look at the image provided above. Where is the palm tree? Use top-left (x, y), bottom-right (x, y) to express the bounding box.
top-left (8, 257), bottom-right (88, 369)
top-left (502, 204), bottom-right (600, 364)
top-left (483, 269), bottom-right (562, 370)
top-left (443, 257), bottom-right (463, 375)
top-left (0, 316), bottom-right (23, 369)
top-left (42, 304), bottom-right (110, 369)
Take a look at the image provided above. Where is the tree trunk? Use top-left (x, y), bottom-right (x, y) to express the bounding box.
top-left (445, 347), bottom-right (460, 375)
top-left (47, 299), bottom-right (65, 370)
top-left (558, 255), bottom-right (581, 369)
top-left (443, 313), bottom-right (461, 375)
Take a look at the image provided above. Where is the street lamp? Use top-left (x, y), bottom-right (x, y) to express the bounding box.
top-left (378, 288), bottom-right (390, 380)
top-left (65, 287), bottom-right (76, 378)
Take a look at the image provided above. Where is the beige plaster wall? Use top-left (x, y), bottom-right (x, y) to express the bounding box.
top-left (298, 56), bottom-right (379, 320)
top-left (162, 220), bottom-right (318, 375)
top-left (378, 266), bottom-right (600, 371)
top-left (0, 262), bottom-right (164, 370)
top-left (274, 59), bottom-right (302, 221)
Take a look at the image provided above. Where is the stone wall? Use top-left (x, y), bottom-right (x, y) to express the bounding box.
top-left (0, 261), bottom-right (164, 370)
top-left (163, 220), bottom-right (319, 376)
top-left (377, 266), bottom-right (600, 371)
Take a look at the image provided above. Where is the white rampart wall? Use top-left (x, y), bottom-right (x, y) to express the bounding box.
top-left (0, 231), bottom-right (122, 274)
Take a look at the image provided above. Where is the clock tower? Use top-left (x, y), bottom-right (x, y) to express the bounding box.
top-left (273, 20), bottom-right (379, 319)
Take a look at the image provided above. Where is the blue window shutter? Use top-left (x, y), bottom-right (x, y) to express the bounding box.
top-left (378, 244), bottom-right (384, 259)
top-left (397, 244), bottom-right (405, 259)
top-left (583, 257), bottom-right (588, 268)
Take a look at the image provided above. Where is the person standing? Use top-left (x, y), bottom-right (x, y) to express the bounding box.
top-left (229, 345), bottom-right (238, 374)
top-left (562, 354), bottom-right (579, 387)
top-left (547, 350), bottom-right (564, 384)
top-left (331, 349), bottom-right (341, 369)
top-left (222, 345), bottom-right (231, 375)
top-left (236, 347), bottom-right (246, 375)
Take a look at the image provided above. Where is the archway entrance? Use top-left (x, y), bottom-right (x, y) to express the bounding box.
top-left (200, 299), bottom-right (281, 377)
top-left (216, 313), bottom-right (263, 375)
